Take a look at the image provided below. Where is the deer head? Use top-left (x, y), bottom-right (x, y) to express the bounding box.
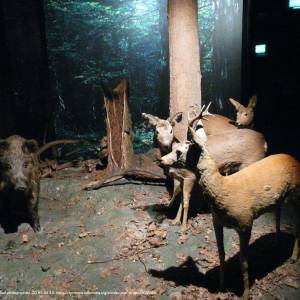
top-left (229, 95), bottom-right (257, 127)
top-left (142, 112), bottom-right (183, 153)
top-left (188, 102), bottom-right (213, 142)
top-left (159, 141), bottom-right (191, 167)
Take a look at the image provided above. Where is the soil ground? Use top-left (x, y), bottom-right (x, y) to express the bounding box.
top-left (0, 168), bottom-right (300, 300)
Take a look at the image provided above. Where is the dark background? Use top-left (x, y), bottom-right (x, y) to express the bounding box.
top-left (243, 0), bottom-right (300, 158)
top-left (0, 0), bottom-right (299, 158)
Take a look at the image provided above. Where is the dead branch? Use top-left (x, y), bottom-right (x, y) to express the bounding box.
top-left (83, 169), bottom-right (166, 190)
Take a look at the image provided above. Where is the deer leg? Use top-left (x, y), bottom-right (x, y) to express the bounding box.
top-left (238, 228), bottom-right (252, 300)
top-left (168, 178), bottom-right (181, 208)
top-left (290, 219), bottom-right (300, 263)
top-left (275, 205), bottom-right (281, 244)
top-left (181, 177), bottom-right (195, 233)
top-left (172, 180), bottom-right (183, 225)
top-left (212, 211), bottom-right (225, 291)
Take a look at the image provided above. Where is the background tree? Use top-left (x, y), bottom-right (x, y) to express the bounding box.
top-left (168, 0), bottom-right (202, 142)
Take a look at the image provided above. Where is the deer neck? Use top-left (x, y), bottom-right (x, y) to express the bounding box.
top-left (198, 150), bottom-right (226, 207)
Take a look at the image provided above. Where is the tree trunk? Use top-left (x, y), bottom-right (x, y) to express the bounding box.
top-left (168, 0), bottom-right (202, 142)
top-left (83, 79), bottom-right (166, 190)
top-left (104, 80), bottom-right (134, 171)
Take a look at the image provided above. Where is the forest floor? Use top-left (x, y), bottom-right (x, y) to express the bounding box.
top-left (0, 168), bottom-right (300, 300)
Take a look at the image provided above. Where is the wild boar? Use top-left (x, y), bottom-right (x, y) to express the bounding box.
top-left (0, 135), bottom-right (40, 233)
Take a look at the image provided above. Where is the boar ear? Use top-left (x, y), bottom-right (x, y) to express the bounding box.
top-left (248, 95), bottom-right (257, 109)
top-left (0, 140), bottom-right (8, 151)
top-left (23, 139), bottom-right (39, 153)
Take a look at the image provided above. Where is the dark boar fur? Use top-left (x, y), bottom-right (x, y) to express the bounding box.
top-left (0, 135), bottom-right (40, 233)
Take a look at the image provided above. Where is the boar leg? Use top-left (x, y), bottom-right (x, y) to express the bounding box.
top-left (28, 193), bottom-right (40, 232)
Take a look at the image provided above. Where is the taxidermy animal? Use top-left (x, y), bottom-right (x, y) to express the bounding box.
top-left (190, 95), bottom-right (257, 137)
top-left (0, 135), bottom-right (87, 233)
top-left (0, 135), bottom-right (40, 233)
top-left (142, 112), bottom-right (183, 155)
top-left (229, 95), bottom-right (257, 128)
top-left (189, 126), bottom-right (300, 300)
top-left (157, 104), bottom-right (267, 232)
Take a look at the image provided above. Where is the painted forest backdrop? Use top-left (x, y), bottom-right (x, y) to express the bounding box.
top-left (45, 0), bottom-right (243, 152)
top-left (0, 0), bottom-right (243, 152)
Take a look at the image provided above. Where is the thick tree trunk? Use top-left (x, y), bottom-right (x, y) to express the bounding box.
top-left (168, 0), bottom-right (202, 142)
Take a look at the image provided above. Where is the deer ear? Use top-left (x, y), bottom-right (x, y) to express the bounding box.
top-left (23, 139), bottom-right (39, 154)
top-left (169, 112), bottom-right (183, 126)
top-left (229, 98), bottom-right (243, 111)
top-left (248, 95), bottom-right (257, 109)
top-left (142, 113), bottom-right (160, 126)
top-left (188, 127), bottom-right (204, 148)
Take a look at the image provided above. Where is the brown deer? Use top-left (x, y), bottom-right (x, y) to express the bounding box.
top-left (189, 126), bottom-right (300, 300)
top-left (142, 112), bottom-right (183, 155)
top-left (189, 95), bottom-right (257, 136)
top-left (144, 96), bottom-right (258, 155)
top-left (157, 104), bottom-right (267, 232)
top-left (229, 95), bottom-right (257, 128)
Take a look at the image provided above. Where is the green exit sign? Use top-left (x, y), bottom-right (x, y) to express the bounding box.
top-left (289, 0), bottom-right (300, 9)
top-left (255, 44), bottom-right (266, 57)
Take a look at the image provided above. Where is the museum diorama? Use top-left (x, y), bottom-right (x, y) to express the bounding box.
top-left (1, 0), bottom-right (300, 299)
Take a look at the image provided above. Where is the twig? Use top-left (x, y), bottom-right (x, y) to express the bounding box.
top-left (67, 247), bottom-right (154, 284)
top-left (66, 265), bottom-right (89, 284)
top-left (137, 252), bottom-right (148, 273)
top-left (87, 245), bottom-right (156, 269)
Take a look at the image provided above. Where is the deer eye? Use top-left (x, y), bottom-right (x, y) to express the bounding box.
top-left (23, 162), bottom-right (30, 168)
top-left (170, 129), bottom-right (173, 134)
top-left (244, 113), bottom-right (248, 116)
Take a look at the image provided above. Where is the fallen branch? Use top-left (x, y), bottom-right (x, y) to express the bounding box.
top-left (83, 169), bottom-right (166, 190)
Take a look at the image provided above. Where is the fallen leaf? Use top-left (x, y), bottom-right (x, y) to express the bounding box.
top-left (79, 231), bottom-right (91, 238)
top-left (33, 243), bottom-right (48, 250)
top-left (284, 277), bottom-right (299, 289)
top-left (22, 234), bottom-right (29, 243)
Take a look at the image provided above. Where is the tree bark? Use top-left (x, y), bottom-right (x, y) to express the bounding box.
top-left (83, 80), bottom-right (166, 190)
top-left (168, 0), bottom-right (202, 142)
top-left (104, 80), bottom-right (134, 171)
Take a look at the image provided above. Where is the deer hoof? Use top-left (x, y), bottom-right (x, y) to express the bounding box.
top-left (289, 257), bottom-right (298, 264)
top-left (181, 225), bottom-right (188, 233)
top-left (171, 219), bottom-right (181, 226)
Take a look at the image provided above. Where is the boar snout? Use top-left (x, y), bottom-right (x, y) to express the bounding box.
top-left (15, 180), bottom-right (27, 192)
top-left (11, 169), bottom-right (29, 193)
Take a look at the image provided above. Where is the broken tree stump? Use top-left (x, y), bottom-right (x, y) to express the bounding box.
top-left (84, 79), bottom-right (165, 190)
top-left (104, 79), bottom-right (134, 171)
